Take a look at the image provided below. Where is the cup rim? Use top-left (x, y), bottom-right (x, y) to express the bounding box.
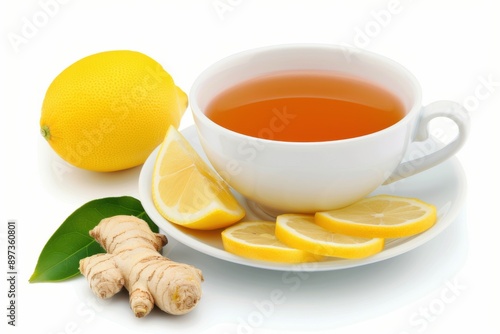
top-left (190, 43), bottom-right (422, 146)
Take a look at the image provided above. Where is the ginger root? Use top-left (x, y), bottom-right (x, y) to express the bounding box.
top-left (79, 215), bottom-right (203, 317)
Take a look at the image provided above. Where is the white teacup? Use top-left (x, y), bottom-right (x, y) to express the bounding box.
top-left (190, 44), bottom-right (470, 214)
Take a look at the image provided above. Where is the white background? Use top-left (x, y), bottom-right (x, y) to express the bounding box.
top-left (1, 1), bottom-right (499, 333)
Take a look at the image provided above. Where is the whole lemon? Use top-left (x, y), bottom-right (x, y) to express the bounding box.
top-left (40, 50), bottom-right (187, 172)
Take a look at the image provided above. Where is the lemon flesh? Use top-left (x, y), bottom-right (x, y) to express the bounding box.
top-left (152, 126), bottom-right (245, 230)
top-left (275, 214), bottom-right (384, 259)
top-left (315, 194), bottom-right (437, 238)
top-left (222, 222), bottom-right (321, 263)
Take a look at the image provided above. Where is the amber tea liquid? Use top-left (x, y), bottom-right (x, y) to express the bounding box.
top-left (205, 71), bottom-right (405, 142)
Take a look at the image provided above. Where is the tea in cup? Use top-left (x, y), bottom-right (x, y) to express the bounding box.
top-left (190, 44), bottom-right (469, 214)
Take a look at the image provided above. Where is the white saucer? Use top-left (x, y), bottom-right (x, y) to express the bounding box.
top-left (138, 126), bottom-right (467, 272)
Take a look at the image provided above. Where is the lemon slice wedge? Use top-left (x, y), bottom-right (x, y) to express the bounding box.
top-left (152, 126), bottom-right (245, 230)
top-left (315, 194), bottom-right (437, 238)
top-left (275, 214), bottom-right (384, 259)
top-left (222, 221), bottom-right (322, 263)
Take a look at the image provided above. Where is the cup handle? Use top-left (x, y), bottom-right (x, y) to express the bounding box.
top-left (383, 100), bottom-right (470, 184)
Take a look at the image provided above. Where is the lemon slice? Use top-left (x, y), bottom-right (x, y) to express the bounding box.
top-left (275, 214), bottom-right (384, 259)
top-left (152, 126), bottom-right (245, 230)
top-left (221, 222), bottom-right (322, 263)
top-left (315, 194), bottom-right (437, 238)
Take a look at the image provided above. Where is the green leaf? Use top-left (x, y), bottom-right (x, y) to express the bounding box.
top-left (29, 196), bottom-right (158, 283)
